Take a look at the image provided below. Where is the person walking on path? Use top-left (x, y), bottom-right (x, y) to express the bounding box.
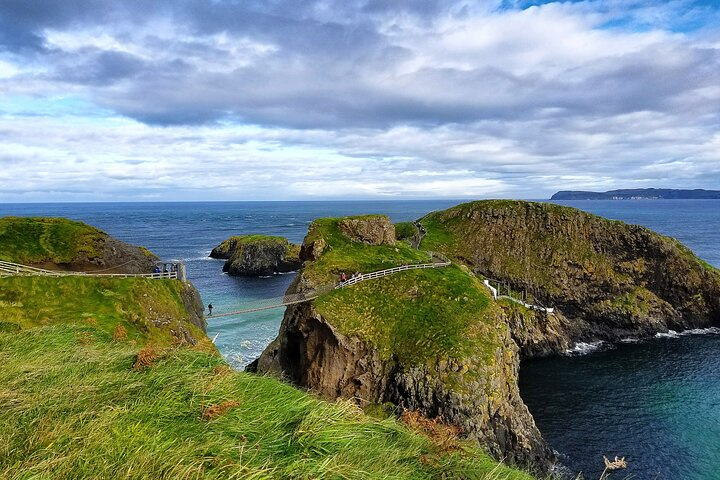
top-left (340, 272), bottom-right (347, 282)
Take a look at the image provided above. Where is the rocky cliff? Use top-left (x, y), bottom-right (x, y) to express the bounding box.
top-left (249, 214), bottom-right (553, 474)
top-left (419, 200), bottom-right (720, 357)
top-left (210, 234), bottom-right (301, 276)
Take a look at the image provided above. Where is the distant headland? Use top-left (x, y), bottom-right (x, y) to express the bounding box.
top-left (551, 188), bottom-right (720, 200)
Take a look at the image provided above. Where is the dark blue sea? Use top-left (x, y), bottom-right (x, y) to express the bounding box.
top-left (2, 199), bottom-right (719, 480)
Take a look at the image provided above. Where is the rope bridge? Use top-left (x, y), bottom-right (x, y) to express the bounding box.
top-left (211, 254), bottom-right (452, 317)
top-left (0, 260), bottom-right (184, 280)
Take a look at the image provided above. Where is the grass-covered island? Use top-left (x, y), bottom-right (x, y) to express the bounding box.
top-left (210, 234), bottom-right (301, 276)
top-left (0, 217), bottom-right (532, 479)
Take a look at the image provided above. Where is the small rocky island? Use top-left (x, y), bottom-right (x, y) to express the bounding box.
top-left (210, 234), bottom-right (302, 276)
top-left (249, 201), bottom-right (720, 475)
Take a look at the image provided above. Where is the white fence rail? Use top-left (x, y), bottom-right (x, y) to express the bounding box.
top-left (0, 260), bottom-right (180, 280)
top-left (336, 257), bottom-right (451, 289)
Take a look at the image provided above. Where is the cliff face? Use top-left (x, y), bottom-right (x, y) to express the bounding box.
top-left (251, 300), bottom-right (550, 471)
top-left (249, 214), bottom-right (553, 474)
top-left (420, 200), bottom-right (720, 357)
top-left (210, 235), bottom-right (301, 276)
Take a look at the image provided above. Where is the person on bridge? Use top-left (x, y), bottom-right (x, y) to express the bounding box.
top-left (340, 272), bottom-right (347, 282)
top-left (207, 304), bottom-right (213, 316)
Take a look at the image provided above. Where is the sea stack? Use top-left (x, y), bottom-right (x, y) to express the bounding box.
top-left (210, 234), bottom-right (301, 276)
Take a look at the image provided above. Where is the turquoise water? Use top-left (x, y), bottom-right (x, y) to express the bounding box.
top-left (2, 199), bottom-right (719, 479)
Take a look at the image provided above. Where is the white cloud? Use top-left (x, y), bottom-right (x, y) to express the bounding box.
top-left (0, 0), bottom-right (717, 200)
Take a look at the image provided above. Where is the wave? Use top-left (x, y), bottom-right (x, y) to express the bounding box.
top-left (655, 327), bottom-right (720, 339)
top-left (620, 337), bottom-right (640, 344)
top-left (563, 341), bottom-right (609, 356)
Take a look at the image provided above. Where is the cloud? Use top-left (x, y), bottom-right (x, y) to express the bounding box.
top-left (0, 0), bottom-right (718, 200)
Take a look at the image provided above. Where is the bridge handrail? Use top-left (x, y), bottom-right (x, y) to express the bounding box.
top-left (335, 257), bottom-right (450, 289)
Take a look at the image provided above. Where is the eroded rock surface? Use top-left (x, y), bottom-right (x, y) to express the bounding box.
top-left (211, 235), bottom-right (301, 276)
top-left (338, 216), bottom-right (395, 246)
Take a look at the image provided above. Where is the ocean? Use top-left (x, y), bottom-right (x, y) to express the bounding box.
top-left (2, 199), bottom-right (719, 480)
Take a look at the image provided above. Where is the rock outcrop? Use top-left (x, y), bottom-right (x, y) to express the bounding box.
top-left (211, 235), bottom-right (301, 276)
top-left (248, 202), bottom-right (720, 475)
top-left (420, 200), bottom-right (720, 357)
top-left (338, 215), bottom-right (395, 246)
top-left (249, 299), bottom-right (552, 472)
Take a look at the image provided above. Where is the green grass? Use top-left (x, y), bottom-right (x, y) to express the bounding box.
top-left (0, 216), bottom-right (107, 264)
top-left (394, 222), bottom-right (417, 241)
top-left (0, 276), bottom-right (206, 347)
top-left (419, 201), bottom-right (638, 293)
top-left (214, 234), bottom-right (300, 259)
top-left (0, 322), bottom-right (533, 480)
top-left (302, 217), bottom-right (430, 286)
top-left (315, 266), bottom-right (500, 366)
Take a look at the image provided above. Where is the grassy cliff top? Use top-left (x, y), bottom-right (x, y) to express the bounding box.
top-left (301, 216), bottom-right (429, 286)
top-left (315, 265), bottom-right (499, 366)
top-left (223, 234), bottom-right (290, 244)
top-left (416, 200), bottom-right (720, 328)
top-left (0, 276), bottom-right (207, 347)
top-left (0, 216), bottom-right (107, 264)
top-left (0, 288), bottom-right (531, 479)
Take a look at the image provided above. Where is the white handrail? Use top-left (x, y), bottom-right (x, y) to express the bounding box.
top-left (0, 259), bottom-right (180, 280)
top-left (335, 260), bottom-right (450, 289)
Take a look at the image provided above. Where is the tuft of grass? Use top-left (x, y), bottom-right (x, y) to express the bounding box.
top-left (0, 323), bottom-right (534, 480)
top-left (0, 216), bottom-right (107, 264)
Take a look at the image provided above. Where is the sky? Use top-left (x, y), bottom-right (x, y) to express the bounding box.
top-left (0, 0), bottom-right (718, 202)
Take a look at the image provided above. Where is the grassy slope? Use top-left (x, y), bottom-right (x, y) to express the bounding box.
top-left (316, 267), bottom-right (499, 366)
top-left (0, 300), bottom-right (530, 480)
top-left (0, 217), bottom-right (108, 264)
top-left (0, 276), bottom-right (206, 346)
top-left (0, 324), bottom-right (534, 480)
